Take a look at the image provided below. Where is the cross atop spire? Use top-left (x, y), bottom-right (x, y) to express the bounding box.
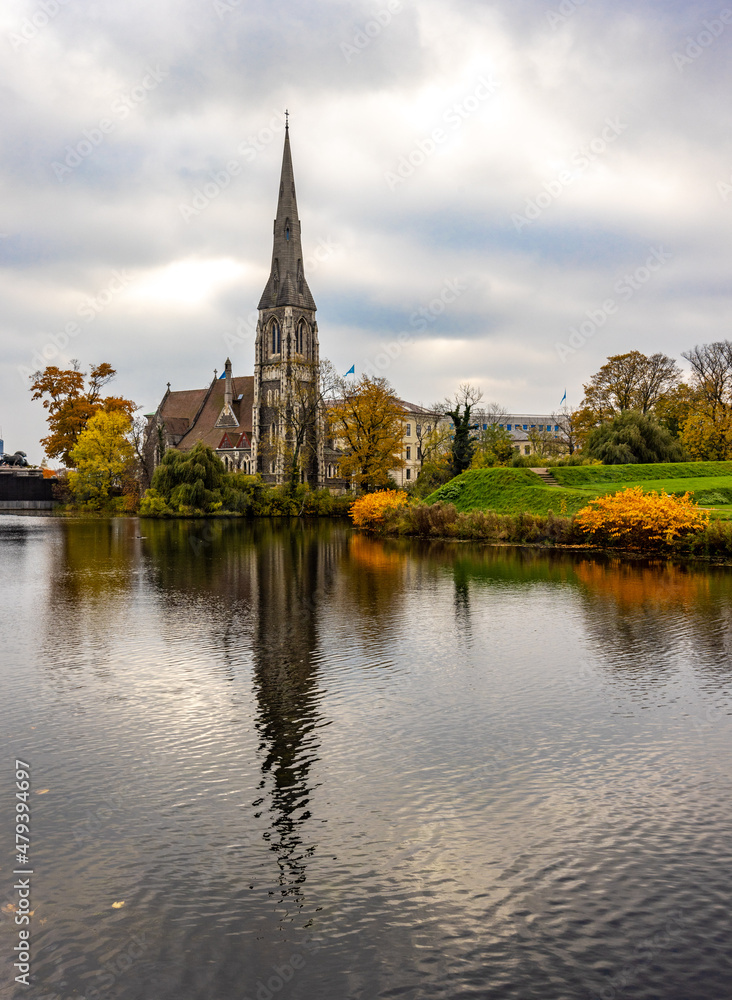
top-left (257, 124), bottom-right (316, 311)
top-left (285, 108), bottom-right (289, 130)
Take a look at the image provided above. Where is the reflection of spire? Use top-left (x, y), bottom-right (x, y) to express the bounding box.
top-left (250, 525), bottom-right (334, 909)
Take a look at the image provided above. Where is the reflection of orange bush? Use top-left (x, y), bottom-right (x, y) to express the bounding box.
top-left (349, 533), bottom-right (407, 572)
top-left (350, 490), bottom-right (409, 529)
top-left (576, 559), bottom-right (709, 608)
top-left (575, 487), bottom-right (709, 549)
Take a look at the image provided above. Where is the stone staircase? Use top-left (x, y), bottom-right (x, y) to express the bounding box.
top-left (530, 467), bottom-right (560, 487)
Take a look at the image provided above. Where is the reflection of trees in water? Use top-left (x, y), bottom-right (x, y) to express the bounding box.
top-left (41, 519), bottom-right (142, 682)
top-left (574, 557), bottom-right (732, 684)
top-left (336, 534), bottom-right (411, 651)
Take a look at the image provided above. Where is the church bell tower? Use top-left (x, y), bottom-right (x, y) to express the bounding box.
top-left (251, 118), bottom-right (322, 485)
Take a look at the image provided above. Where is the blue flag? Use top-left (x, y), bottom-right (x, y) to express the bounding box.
top-left (345, 365), bottom-right (355, 376)
top-left (560, 388), bottom-right (567, 406)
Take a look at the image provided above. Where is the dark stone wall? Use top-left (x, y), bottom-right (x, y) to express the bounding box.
top-left (0, 472), bottom-right (55, 501)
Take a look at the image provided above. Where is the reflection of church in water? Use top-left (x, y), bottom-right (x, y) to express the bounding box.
top-left (145, 121), bottom-right (342, 486)
top-left (144, 520), bottom-right (344, 902)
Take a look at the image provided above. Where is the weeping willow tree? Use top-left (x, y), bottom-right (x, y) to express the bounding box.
top-left (149, 442), bottom-right (229, 512)
top-left (585, 410), bottom-right (685, 465)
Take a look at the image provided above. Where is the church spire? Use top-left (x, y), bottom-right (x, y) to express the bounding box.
top-left (258, 121), bottom-right (316, 311)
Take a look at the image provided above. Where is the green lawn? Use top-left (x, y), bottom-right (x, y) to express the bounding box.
top-left (551, 461), bottom-right (732, 486)
top-left (568, 476), bottom-right (732, 505)
top-left (425, 463), bottom-right (732, 517)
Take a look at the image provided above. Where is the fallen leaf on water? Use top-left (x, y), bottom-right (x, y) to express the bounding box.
top-left (2, 903), bottom-right (17, 914)
top-left (112, 901), bottom-right (125, 909)
top-left (36, 789), bottom-right (50, 795)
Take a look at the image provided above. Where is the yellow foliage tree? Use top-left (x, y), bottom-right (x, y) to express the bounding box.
top-left (575, 486), bottom-right (709, 549)
top-left (68, 410), bottom-right (136, 508)
top-left (680, 409), bottom-right (732, 460)
top-left (350, 490), bottom-right (409, 529)
top-left (329, 375), bottom-right (405, 491)
top-left (30, 362), bottom-right (136, 466)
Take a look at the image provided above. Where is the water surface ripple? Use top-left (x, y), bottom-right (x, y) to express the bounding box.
top-left (1, 516), bottom-right (731, 999)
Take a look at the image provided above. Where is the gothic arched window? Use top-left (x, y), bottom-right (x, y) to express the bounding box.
top-left (271, 320), bottom-right (281, 355)
top-left (285, 218), bottom-right (291, 242)
top-left (296, 320), bottom-right (306, 354)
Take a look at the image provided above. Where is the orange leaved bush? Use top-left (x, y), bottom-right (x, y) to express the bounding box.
top-left (349, 490), bottom-right (409, 529)
top-left (575, 486), bottom-right (709, 549)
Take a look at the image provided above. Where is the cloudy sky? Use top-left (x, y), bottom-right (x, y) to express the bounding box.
top-left (1, 0), bottom-right (731, 463)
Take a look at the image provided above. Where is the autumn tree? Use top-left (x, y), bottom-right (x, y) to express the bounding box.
top-left (411, 416), bottom-right (452, 496)
top-left (328, 375), bottom-right (405, 491)
top-left (682, 340), bottom-right (732, 419)
top-left (653, 383), bottom-right (697, 439)
top-left (672, 341), bottom-right (732, 458)
top-left (680, 410), bottom-right (732, 461)
top-left (67, 410), bottom-right (136, 508)
top-left (582, 351), bottom-right (682, 419)
top-left (413, 412), bottom-right (450, 469)
top-left (441, 383), bottom-right (483, 478)
top-left (30, 361), bottom-right (136, 466)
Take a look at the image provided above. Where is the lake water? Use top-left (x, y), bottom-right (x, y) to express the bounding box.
top-left (1, 515), bottom-right (731, 1000)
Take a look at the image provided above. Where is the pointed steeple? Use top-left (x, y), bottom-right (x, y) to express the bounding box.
top-left (258, 121), bottom-right (316, 311)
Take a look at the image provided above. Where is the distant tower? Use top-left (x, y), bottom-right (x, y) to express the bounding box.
top-left (251, 120), bottom-right (322, 485)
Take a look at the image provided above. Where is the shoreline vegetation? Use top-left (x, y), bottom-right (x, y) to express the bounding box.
top-left (349, 464), bottom-right (732, 561)
top-left (363, 501), bottom-right (732, 562)
top-left (46, 450), bottom-right (732, 561)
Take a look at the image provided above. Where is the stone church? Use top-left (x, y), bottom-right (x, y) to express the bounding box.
top-left (145, 123), bottom-right (342, 487)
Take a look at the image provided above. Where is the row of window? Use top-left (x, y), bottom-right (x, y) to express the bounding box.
top-left (499, 423), bottom-right (560, 432)
top-left (404, 420), bottom-right (560, 435)
top-left (268, 320), bottom-right (310, 357)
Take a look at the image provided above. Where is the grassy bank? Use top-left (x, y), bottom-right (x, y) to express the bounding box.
top-left (424, 464), bottom-right (732, 519)
top-left (425, 468), bottom-right (590, 516)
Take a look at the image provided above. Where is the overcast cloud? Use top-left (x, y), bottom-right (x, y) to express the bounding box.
top-left (1, 0), bottom-right (731, 462)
